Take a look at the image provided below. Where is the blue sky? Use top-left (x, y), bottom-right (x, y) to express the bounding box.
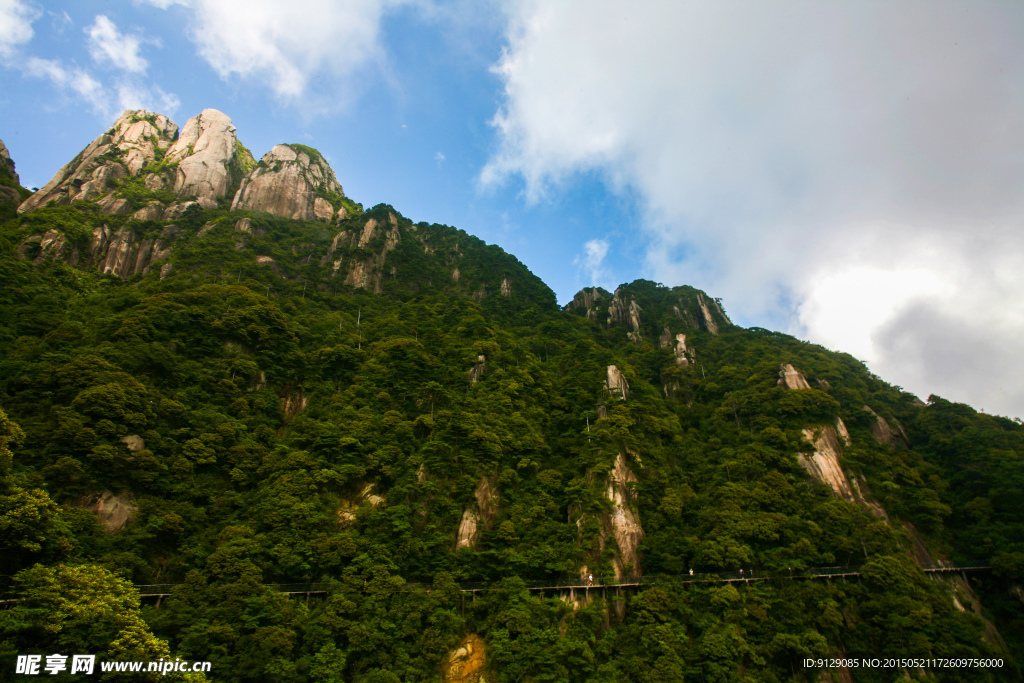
top-left (2, 0), bottom-right (1024, 419)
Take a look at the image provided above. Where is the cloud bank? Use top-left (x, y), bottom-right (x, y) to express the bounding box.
top-left (485, 0), bottom-right (1024, 417)
top-left (574, 238), bottom-right (612, 292)
top-left (145, 0), bottom-right (409, 102)
top-left (0, 0), bottom-right (36, 58)
top-left (8, 9), bottom-right (177, 119)
top-left (85, 15), bottom-right (151, 74)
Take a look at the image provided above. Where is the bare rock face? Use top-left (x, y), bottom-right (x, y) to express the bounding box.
top-left (696, 293), bottom-right (725, 334)
top-left (568, 287), bottom-right (606, 321)
top-left (455, 477), bottom-right (499, 550)
top-left (20, 222), bottom-right (177, 279)
top-left (79, 490), bottom-right (136, 532)
top-left (607, 289), bottom-right (642, 341)
top-left (605, 453), bottom-right (644, 579)
top-left (579, 453), bottom-right (644, 581)
top-left (231, 143), bottom-right (343, 220)
top-left (340, 217), bottom-right (402, 293)
top-left (798, 424), bottom-right (855, 502)
top-left (778, 363), bottom-right (812, 390)
top-left (468, 355), bottom-right (486, 385)
top-left (659, 330), bottom-right (692, 367)
top-left (281, 392), bottom-right (308, 417)
top-left (336, 483), bottom-right (386, 528)
top-left (443, 635), bottom-right (489, 683)
top-left (0, 138), bottom-right (19, 185)
top-left (863, 405), bottom-right (909, 447)
top-left (455, 509), bottom-right (479, 550)
top-left (165, 108), bottom-right (254, 208)
top-left (19, 110), bottom-right (179, 214)
top-left (605, 365), bottom-right (629, 401)
top-left (121, 435), bottom-right (145, 452)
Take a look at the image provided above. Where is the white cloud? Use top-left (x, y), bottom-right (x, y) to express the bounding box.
top-left (435, 151), bottom-right (445, 165)
top-left (23, 56), bottom-right (179, 120)
top-left (143, 0), bottom-right (410, 101)
top-left (85, 15), bottom-right (151, 73)
top-left (24, 57), bottom-right (109, 115)
top-left (487, 0), bottom-right (1024, 417)
top-left (116, 81), bottom-right (180, 115)
top-left (573, 238), bottom-right (611, 291)
top-left (0, 0), bottom-right (38, 58)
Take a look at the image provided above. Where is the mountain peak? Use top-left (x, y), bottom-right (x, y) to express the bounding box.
top-left (17, 109), bottom-right (179, 215)
top-left (164, 108), bottom-right (254, 209)
top-left (14, 108), bottom-right (351, 224)
top-left (231, 142), bottom-right (344, 222)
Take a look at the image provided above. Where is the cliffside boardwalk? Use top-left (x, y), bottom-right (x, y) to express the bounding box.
top-left (115, 565), bottom-right (993, 609)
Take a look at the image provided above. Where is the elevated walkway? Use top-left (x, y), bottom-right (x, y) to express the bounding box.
top-left (126, 565), bottom-right (990, 607)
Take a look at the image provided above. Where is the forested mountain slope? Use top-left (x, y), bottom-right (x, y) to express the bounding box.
top-left (0, 111), bottom-right (1022, 682)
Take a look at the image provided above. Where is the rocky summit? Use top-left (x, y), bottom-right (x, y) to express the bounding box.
top-left (232, 143), bottom-right (345, 221)
top-left (16, 110), bottom-right (180, 215)
top-left (2, 108), bottom-right (1023, 683)
top-left (164, 108), bottom-right (255, 210)
top-left (14, 108), bottom-right (342, 224)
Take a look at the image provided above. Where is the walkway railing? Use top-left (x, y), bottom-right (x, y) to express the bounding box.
top-left (124, 565), bottom-right (990, 598)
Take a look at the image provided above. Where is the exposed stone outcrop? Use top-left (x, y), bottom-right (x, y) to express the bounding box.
top-left (659, 328), bottom-right (692, 367)
top-left (358, 218), bottom-right (380, 247)
top-left (863, 405), bottom-right (909, 447)
top-left (580, 453), bottom-right (644, 581)
top-left (605, 453), bottom-right (644, 579)
top-left (778, 363), bottom-right (812, 390)
top-left (468, 355), bottom-right (486, 385)
top-left (165, 108), bottom-right (254, 209)
top-left (231, 143), bottom-right (342, 221)
top-left (500, 277), bottom-right (511, 297)
top-left (341, 216), bottom-right (402, 293)
top-left (18, 110), bottom-right (179, 214)
top-left (605, 365), bottom-right (629, 401)
top-left (0, 138), bottom-right (19, 185)
top-left (696, 293), bottom-right (727, 334)
top-left (847, 477), bottom-right (888, 522)
top-left (798, 421), bottom-right (855, 502)
top-left (443, 635), bottom-right (489, 683)
top-left (455, 477), bottom-right (499, 550)
top-left (19, 222), bottom-right (178, 279)
top-left (281, 392), bottom-right (307, 417)
top-left (121, 435), bottom-right (145, 452)
top-left (79, 490), bottom-right (136, 532)
top-left (336, 483), bottom-right (386, 527)
top-left (315, 230), bottom-right (352, 274)
top-left (607, 290), bottom-right (642, 341)
top-left (568, 287), bottom-right (606, 321)
top-left (234, 217), bottom-right (263, 237)
top-left (455, 509), bottom-right (479, 550)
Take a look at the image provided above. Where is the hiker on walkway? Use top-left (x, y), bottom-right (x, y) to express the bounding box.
top-left (588, 573), bottom-right (593, 586)
top-left (689, 568), bottom-right (693, 577)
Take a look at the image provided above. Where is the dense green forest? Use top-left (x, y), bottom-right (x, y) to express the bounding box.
top-left (1, 179), bottom-right (1023, 682)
